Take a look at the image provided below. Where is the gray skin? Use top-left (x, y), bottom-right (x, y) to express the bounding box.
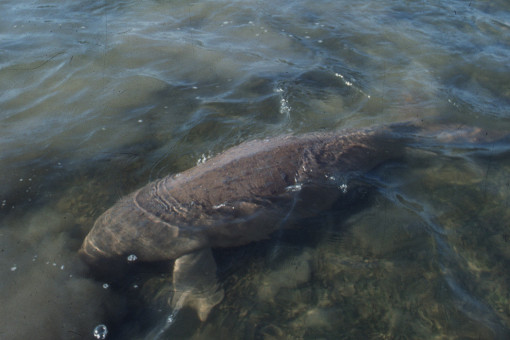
top-left (79, 125), bottom-right (414, 322)
top-left (79, 122), bottom-right (509, 322)
top-left (80, 126), bottom-right (408, 266)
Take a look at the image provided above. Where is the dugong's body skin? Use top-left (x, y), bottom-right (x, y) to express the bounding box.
top-left (79, 123), bottom-right (509, 322)
top-left (80, 126), bottom-right (406, 266)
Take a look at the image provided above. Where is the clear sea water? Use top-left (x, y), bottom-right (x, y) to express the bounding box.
top-left (1, 0), bottom-right (510, 339)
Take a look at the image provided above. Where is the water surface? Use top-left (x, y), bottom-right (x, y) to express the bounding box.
top-left (1, 0), bottom-right (510, 339)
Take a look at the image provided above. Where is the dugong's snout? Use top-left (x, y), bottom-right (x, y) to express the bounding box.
top-left (79, 190), bottom-right (208, 270)
top-left (79, 210), bottom-right (126, 268)
top-left (78, 192), bottom-right (150, 267)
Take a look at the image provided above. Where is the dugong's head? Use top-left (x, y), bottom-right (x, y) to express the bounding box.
top-left (79, 191), bottom-right (207, 268)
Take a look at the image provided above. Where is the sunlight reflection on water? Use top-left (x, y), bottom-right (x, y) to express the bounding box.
top-left (1, 0), bottom-right (510, 339)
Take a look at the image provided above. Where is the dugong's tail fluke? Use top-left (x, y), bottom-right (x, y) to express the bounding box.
top-left (79, 121), bottom-right (508, 269)
top-left (79, 120), bottom-right (510, 322)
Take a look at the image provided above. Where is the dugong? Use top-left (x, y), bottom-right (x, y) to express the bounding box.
top-left (80, 124), bottom-right (413, 320)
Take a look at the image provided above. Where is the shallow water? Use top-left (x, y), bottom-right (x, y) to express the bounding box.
top-left (1, 0), bottom-right (510, 339)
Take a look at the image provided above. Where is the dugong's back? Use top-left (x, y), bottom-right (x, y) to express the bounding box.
top-left (80, 128), bottom-right (400, 266)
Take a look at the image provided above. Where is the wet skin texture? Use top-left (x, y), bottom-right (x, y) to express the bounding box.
top-left (78, 122), bottom-right (509, 324)
top-left (80, 125), bottom-right (410, 267)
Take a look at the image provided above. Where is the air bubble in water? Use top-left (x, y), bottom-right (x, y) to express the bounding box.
top-left (325, 174), bottom-right (336, 181)
top-left (286, 183), bottom-right (302, 192)
top-left (93, 324), bottom-right (108, 339)
top-left (339, 183), bottom-right (348, 193)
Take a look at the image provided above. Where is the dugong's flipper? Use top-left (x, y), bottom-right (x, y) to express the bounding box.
top-left (171, 248), bottom-right (224, 321)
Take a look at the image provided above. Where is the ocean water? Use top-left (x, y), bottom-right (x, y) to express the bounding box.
top-left (1, 0), bottom-right (510, 339)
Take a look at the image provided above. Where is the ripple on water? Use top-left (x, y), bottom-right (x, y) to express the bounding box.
top-left (1, 0), bottom-right (510, 339)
